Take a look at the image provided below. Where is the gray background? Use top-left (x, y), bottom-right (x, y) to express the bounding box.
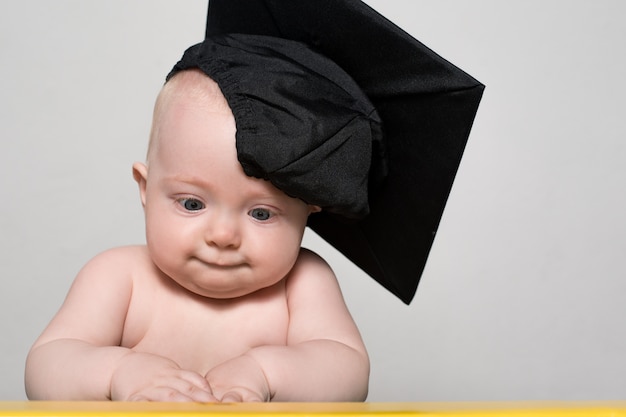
top-left (1, 0), bottom-right (625, 401)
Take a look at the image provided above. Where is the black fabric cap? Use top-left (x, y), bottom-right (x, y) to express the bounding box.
top-left (168, 35), bottom-right (383, 219)
top-left (183, 0), bottom-right (485, 304)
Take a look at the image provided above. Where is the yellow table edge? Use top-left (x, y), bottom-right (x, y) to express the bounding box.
top-left (1, 402), bottom-right (626, 417)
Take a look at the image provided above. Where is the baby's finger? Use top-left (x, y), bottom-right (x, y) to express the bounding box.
top-left (127, 370), bottom-right (217, 403)
top-left (127, 387), bottom-right (192, 402)
top-left (168, 376), bottom-right (217, 403)
top-left (176, 370), bottom-right (214, 395)
top-left (180, 386), bottom-right (218, 403)
top-left (128, 385), bottom-right (216, 403)
top-left (219, 391), bottom-right (243, 403)
top-left (218, 389), bottom-right (266, 403)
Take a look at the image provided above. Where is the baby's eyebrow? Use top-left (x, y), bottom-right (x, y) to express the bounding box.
top-left (166, 175), bottom-right (211, 188)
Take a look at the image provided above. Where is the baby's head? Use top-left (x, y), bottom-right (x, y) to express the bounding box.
top-left (132, 34), bottom-right (383, 298)
top-left (134, 68), bottom-right (321, 298)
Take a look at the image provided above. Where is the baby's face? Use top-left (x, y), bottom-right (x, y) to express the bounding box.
top-left (134, 71), bottom-right (315, 298)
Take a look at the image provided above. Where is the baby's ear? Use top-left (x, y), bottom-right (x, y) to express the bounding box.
top-left (309, 205), bottom-right (322, 215)
top-left (132, 162), bottom-right (148, 207)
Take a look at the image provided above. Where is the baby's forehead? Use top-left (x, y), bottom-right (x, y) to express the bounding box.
top-left (149, 70), bottom-right (234, 161)
top-left (159, 69), bottom-right (230, 113)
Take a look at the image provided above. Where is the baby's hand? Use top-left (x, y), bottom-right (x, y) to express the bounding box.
top-left (205, 354), bottom-right (270, 402)
top-left (110, 351), bottom-right (216, 402)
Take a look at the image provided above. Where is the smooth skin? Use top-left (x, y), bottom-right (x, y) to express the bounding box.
top-left (25, 70), bottom-right (369, 402)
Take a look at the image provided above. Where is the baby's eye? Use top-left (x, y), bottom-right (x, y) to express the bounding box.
top-left (178, 198), bottom-right (205, 211)
top-left (248, 208), bottom-right (273, 221)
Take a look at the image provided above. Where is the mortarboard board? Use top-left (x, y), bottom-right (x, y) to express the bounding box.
top-left (170, 0), bottom-right (484, 304)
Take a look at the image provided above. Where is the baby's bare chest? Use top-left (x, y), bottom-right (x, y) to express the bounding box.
top-left (120, 277), bottom-right (289, 374)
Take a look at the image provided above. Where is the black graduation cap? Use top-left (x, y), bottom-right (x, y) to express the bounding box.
top-left (172, 0), bottom-right (484, 304)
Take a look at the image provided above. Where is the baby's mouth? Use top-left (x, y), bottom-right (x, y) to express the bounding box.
top-left (193, 256), bottom-right (245, 269)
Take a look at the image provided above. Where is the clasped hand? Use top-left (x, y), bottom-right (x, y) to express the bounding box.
top-left (110, 351), bottom-right (270, 402)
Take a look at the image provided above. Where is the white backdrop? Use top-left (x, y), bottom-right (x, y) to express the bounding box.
top-left (1, 0), bottom-right (625, 401)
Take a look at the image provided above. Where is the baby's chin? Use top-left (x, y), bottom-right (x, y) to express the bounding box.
top-left (177, 278), bottom-right (280, 300)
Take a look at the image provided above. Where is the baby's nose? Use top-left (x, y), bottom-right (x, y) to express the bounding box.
top-left (203, 211), bottom-right (242, 249)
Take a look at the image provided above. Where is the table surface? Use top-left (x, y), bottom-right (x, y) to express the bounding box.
top-left (1, 402), bottom-right (626, 417)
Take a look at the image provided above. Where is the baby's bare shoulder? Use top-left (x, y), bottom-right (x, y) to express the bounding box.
top-left (285, 248), bottom-right (338, 295)
top-left (70, 245), bottom-right (154, 291)
top-left (31, 246), bottom-right (155, 348)
top-left (283, 248), bottom-right (362, 349)
top-left (87, 244), bottom-right (150, 263)
top-left (80, 245), bottom-right (151, 272)
top-left (292, 248), bottom-right (334, 276)
top-left (294, 247), bottom-right (331, 267)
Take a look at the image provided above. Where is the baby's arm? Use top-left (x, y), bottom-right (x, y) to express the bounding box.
top-left (25, 247), bottom-right (215, 402)
top-left (205, 249), bottom-right (369, 402)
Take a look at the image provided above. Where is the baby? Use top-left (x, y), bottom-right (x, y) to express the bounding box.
top-left (24, 41), bottom-right (372, 401)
